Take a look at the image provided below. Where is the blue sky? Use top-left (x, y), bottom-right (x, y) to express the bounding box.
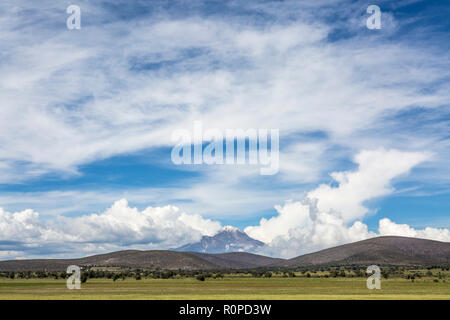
top-left (0, 0), bottom-right (449, 259)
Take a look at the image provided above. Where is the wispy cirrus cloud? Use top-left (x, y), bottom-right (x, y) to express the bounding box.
top-left (1, 0), bottom-right (449, 183)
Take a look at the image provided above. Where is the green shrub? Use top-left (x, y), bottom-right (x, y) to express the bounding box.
top-left (196, 274), bottom-right (205, 281)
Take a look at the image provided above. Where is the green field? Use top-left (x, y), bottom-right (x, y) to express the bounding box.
top-left (0, 277), bottom-right (448, 300)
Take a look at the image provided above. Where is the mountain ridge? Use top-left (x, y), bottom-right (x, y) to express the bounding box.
top-left (0, 250), bottom-right (281, 271)
top-left (0, 236), bottom-right (448, 271)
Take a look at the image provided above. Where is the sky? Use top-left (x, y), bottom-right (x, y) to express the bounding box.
top-left (0, 0), bottom-right (449, 259)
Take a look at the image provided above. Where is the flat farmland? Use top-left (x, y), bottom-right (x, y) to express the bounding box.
top-left (0, 277), bottom-right (448, 300)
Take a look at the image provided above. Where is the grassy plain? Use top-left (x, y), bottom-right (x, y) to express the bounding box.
top-left (0, 276), bottom-right (448, 300)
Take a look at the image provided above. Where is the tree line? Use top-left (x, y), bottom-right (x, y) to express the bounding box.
top-left (1, 264), bottom-right (448, 282)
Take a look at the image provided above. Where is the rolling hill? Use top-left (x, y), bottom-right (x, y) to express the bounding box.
top-left (193, 252), bottom-right (284, 269)
top-left (276, 236), bottom-right (450, 267)
top-left (0, 236), bottom-right (448, 271)
top-left (0, 250), bottom-right (282, 272)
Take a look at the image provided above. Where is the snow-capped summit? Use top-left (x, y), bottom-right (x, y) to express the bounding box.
top-left (222, 225), bottom-right (239, 232)
top-left (174, 226), bottom-right (265, 253)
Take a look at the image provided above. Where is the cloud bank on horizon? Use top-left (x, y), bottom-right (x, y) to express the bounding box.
top-left (0, 0), bottom-right (450, 259)
top-left (1, 149), bottom-right (449, 259)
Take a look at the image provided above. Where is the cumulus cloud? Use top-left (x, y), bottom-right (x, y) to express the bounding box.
top-left (0, 199), bottom-right (221, 258)
top-left (245, 197), bottom-right (376, 258)
top-left (0, 207), bottom-right (49, 242)
top-left (246, 149), bottom-right (449, 258)
top-left (308, 149), bottom-right (430, 222)
top-left (379, 218), bottom-right (450, 242)
top-left (245, 149), bottom-right (429, 243)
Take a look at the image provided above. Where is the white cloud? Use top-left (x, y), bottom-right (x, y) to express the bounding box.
top-left (0, 199), bottom-right (222, 258)
top-left (379, 218), bottom-right (450, 242)
top-left (0, 207), bottom-right (46, 241)
top-left (246, 197), bottom-right (377, 258)
top-left (308, 149), bottom-right (430, 222)
top-left (0, 0), bottom-right (448, 187)
top-left (246, 149), bottom-right (429, 243)
top-left (246, 149), bottom-right (449, 258)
